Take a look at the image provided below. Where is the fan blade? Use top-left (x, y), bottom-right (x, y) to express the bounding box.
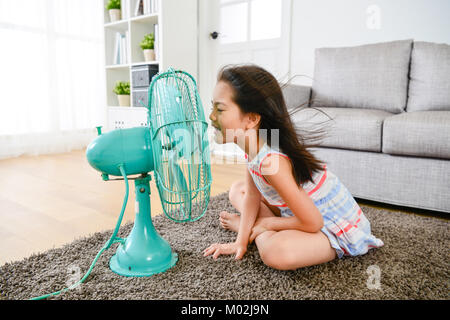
top-left (168, 150), bottom-right (190, 220)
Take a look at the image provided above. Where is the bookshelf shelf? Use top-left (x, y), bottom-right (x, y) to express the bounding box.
top-left (104, 19), bottom-right (128, 28)
top-left (105, 63), bottom-right (130, 69)
top-left (103, 0), bottom-right (198, 130)
top-left (130, 13), bottom-right (158, 23)
top-left (131, 61), bottom-right (158, 66)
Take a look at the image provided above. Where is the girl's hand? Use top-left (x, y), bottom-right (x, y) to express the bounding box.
top-left (249, 217), bottom-right (272, 243)
top-left (203, 242), bottom-right (247, 260)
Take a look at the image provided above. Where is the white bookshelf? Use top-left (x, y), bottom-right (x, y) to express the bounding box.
top-left (103, 0), bottom-right (198, 130)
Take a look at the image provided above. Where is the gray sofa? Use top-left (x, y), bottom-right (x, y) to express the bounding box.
top-left (283, 39), bottom-right (450, 213)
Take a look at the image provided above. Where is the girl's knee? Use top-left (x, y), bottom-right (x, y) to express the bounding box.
top-left (258, 239), bottom-right (297, 271)
top-left (260, 245), bottom-right (334, 271)
top-left (229, 180), bottom-right (245, 203)
top-left (261, 253), bottom-right (296, 270)
top-left (261, 251), bottom-right (296, 271)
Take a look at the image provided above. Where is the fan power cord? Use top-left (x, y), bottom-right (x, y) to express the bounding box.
top-left (30, 165), bottom-right (129, 300)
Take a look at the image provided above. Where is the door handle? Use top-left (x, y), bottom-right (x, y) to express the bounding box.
top-left (210, 31), bottom-right (219, 40)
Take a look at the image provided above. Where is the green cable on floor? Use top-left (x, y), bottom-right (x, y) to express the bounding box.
top-left (30, 165), bottom-right (129, 300)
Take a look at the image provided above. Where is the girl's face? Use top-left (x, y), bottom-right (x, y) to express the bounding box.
top-left (209, 80), bottom-right (248, 144)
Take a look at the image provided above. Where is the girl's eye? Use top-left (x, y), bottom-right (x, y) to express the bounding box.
top-left (217, 109), bottom-right (223, 112)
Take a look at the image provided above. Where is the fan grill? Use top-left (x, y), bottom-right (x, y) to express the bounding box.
top-left (148, 69), bottom-right (212, 222)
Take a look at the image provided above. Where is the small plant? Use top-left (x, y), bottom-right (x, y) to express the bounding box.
top-left (106, 0), bottom-right (121, 10)
top-left (113, 81), bottom-right (130, 95)
top-left (140, 33), bottom-right (155, 50)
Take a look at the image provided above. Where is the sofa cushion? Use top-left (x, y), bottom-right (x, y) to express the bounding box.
top-left (383, 111), bottom-right (450, 159)
top-left (290, 107), bottom-right (392, 152)
top-left (282, 84), bottom-right (311, 111)
top-left (311, 39), bottom-right (413, 114)
top-left (407, 41), bottom-right (450, 112)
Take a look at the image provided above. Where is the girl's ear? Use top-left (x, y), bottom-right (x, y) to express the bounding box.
top-left (245, 112), bottom-right (261, 130)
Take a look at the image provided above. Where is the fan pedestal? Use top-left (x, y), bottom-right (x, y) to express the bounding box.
top-left (109, 175), bottom-right (178, 277)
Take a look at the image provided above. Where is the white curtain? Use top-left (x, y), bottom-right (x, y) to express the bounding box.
top-left (0, 0), bottom-right (106, 159)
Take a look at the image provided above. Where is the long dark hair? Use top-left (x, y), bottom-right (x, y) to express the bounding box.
top-left (217, 64), bottom-right (329, 185)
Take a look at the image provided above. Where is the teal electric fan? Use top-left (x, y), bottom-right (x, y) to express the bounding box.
top-left (30, 68), bottom-right (212, 299)
top-left (86, 67), bottom-right (212, 277)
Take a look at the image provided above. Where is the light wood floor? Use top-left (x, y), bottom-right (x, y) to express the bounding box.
top-left (0, 149), bottom-right (445, 266)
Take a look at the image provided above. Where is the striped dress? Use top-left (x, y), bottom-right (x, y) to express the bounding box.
top-left (244, 142), bottom-right (384, 259)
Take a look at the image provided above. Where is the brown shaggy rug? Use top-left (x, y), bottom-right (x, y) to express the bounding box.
top-left (0, 191), bottom-right (448, 300)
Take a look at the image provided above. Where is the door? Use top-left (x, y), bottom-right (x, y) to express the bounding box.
top-left (199, 0), bottom-right (292, 159)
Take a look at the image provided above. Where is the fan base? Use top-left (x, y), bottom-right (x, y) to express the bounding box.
top-left (109, 251), bottom-right (178, 277)
top-left (108, 175), bottom-right (179, 277)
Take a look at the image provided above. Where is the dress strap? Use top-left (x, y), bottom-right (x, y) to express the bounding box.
top-left (258, 152), bottom-right (290, 185)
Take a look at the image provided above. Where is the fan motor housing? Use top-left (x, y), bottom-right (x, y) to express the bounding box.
top-left (86, 126), bottom-right (154, 176)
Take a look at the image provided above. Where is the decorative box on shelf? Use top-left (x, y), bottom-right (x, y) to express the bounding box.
top-left (131, 64), bottom-right (159, 107)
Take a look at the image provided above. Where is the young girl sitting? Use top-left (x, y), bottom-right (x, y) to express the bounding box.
top-left (203, 64), bottom-right (384, 270)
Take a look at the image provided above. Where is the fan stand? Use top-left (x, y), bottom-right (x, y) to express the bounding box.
top-left (109, 175), bottom-right (178, 277)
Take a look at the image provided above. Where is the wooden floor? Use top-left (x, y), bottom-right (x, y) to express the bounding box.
top-left (0, 149), bottom-right (445, 266)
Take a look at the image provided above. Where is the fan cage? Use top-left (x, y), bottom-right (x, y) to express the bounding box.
top-left (148, 68), bottom-right (212, 222)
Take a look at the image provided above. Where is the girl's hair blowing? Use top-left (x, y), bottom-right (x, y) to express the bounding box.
top-left (217, 64), bottom-right (327, 185)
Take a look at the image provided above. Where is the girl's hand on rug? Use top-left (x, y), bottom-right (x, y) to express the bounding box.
top-left (203, 242), bottom-right (247, 260)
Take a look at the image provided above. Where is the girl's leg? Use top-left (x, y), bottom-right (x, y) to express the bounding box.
top-left (254, 230), bottom-right (337, 270)
top-left (221, 180), bottom-right (278, 232)
top-left (223, 180), bottom-right (336, 270)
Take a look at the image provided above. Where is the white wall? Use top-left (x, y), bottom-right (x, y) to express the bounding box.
top-left (289, 0), bottom-right (450, 85)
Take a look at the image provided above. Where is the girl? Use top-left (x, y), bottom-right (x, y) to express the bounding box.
top-left (203, 64), bottom-right (383, 270)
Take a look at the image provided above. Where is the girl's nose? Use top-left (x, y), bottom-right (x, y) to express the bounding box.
top-left (209, 111), bottom-right (216, 122)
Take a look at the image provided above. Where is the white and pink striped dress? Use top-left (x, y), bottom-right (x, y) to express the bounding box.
top-left (245, 142), bottom-right (384, 259)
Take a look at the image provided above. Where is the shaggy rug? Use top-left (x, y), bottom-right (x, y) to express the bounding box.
top-left (0, 191), bottom-right (448, 300)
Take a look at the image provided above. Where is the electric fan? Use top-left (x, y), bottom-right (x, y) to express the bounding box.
top-left (31, 68), bottom-right (212, 299)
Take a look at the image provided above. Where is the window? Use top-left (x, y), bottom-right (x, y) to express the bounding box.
top-left (0, 0), bottom-right (105, 158)
top-left (219, 0), bottom-right (282, 44)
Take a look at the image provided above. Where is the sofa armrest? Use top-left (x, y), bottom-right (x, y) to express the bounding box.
top-left (282, 84), bottom-right (312, 110)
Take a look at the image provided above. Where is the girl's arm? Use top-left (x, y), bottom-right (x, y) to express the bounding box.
top-left (203, 168), bottom-right (261, 260)
top-left (235, 168), bottom-right (261, 246)
top-left (260, 155), bottom-right (324, 233)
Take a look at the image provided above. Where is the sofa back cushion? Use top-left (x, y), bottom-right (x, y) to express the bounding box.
top-left (282, 84), bottom-right (311, 111)
top-left (290, 107), bottom-right (392, 153)
top-left (407, 41), bottom-right (450, 112)
top-left (311, 39), bottom-right (413, 114)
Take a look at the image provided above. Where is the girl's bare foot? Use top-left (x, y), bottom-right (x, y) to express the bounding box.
top-left (219, 211), bottom-right (240, 233)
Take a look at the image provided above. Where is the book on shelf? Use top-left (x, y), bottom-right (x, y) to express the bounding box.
top-left (154, 23), bottom-right (159, 61)
top-left (113, 31), bottom-right (129, 65)
top-left (134, 0), bottom-right (159, 17)
top-left (121, 0), bottom-right (130, 19)
top-left (134, 0), bottom-right (144, 16)
top-left (113, 32), bottom-right (119, 64)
